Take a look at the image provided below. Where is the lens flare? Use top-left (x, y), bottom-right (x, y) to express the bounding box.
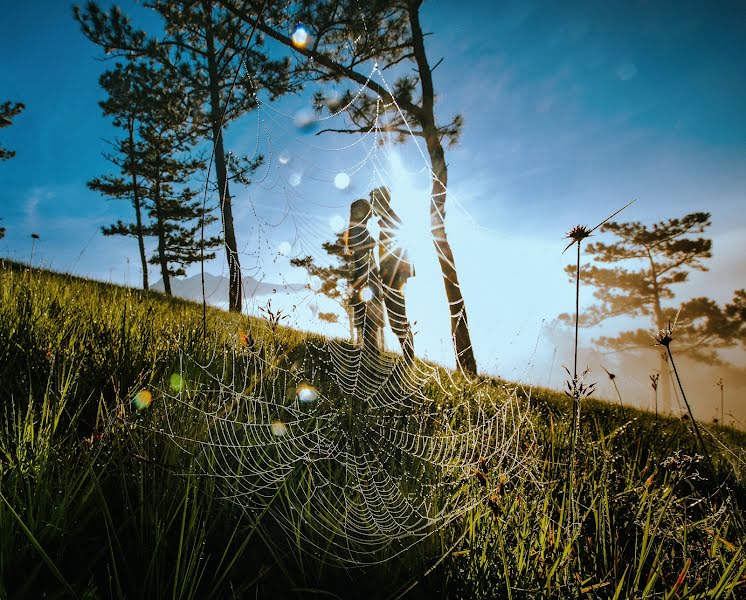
top-left (334, 172), bottom-right (350, 190)
top-left (291, 25), bottom-right (309, 48)
top-left (271, 421), bottom-right (288, 437)
top-left (294, 109), bottom-right (316, 133)
top-left (169, 373), bottom-right (184, 392)
top-left (329, 214), bottom-right (346, 233)
top-left (133, 389), bottom-right (153, 410)
top-left (297, 383), bottom-right (319, 403)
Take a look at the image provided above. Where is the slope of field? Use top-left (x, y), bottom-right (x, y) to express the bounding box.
top-left (1, 260), bottom-right (744, 599)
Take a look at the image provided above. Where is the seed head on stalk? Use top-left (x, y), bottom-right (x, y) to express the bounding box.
top-left (654, 323), bottom-right (675, 347)
top-left (650, 372), bottom-right (660, 421)
top-left (716, 378), bottom-right (724, 427)
top-left (602, 365), bottom-right (627, 418)
top-left (30, 233), bottom-right (40, 268)
top-left (563, 366), bottom-right (597, 401)
top-left (562, 224), bottom-right (593, 254)
top-left (654, 308), bottom-right (720, 493)
top-left (562, 200), bottom-right (636, 456)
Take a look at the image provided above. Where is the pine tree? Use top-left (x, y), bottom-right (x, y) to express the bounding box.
top-left (0, 100), bottom-right (25, 161)
top-left (291, 231), bottom-right (356, 339)
top-left (134, 62), bottom-right (221, 295)
top-left (87, 63), bottom-right (153, 289)
top-left (218, 0), bottom-right (477, 374)
top-left (74, 1), bottom-right (292, 312)
top-left (561, 212), bottom-right (741, 412)
top-left (1, 100), bottom-right (26, 239)
top-left (725, 290), bottom-right (746, 353)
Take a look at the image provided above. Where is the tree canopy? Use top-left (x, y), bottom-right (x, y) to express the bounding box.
top-left (75, 0), bottom-right (293, 312)
top-left (0, 100), bottom-right (24, 162)
top-left (562, 212), bottom-right (744, 366)
top-left (291, 231), bottom-right (356, 338)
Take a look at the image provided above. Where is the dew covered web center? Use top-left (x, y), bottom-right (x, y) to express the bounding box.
top-left (154, 20), bottom-right (538, 565)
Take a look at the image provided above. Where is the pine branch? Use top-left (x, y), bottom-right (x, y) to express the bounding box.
top-left (315, 125), bottom-right (424, 137)
top-left (219, 0), bottom-right (424, 119)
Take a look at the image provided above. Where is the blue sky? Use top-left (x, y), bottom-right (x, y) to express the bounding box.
top-left (1, 1), bottom-right (745, 420)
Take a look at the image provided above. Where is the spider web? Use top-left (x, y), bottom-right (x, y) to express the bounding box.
top-left (154, 42), bottom-right (539, 564)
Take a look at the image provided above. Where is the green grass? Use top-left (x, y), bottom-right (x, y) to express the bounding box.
top-left (0, 259), bottom-right (744, 598)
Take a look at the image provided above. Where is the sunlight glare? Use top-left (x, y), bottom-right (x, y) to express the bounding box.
top-left (383, 152), bottom-right (432, 269)
top-left (291, 25), bottom-right (309, 48)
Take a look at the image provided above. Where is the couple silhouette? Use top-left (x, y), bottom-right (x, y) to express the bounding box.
top-left (346, 186), bottom-right (415, 362)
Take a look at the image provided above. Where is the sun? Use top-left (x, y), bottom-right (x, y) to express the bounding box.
top-left (383, 153), bottom-right (433, 269)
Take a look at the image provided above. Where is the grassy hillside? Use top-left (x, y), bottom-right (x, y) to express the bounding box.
top-left (1, 259), bottom-right (744, 599)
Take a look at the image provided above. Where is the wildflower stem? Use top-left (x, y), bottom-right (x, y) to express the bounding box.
top-left (665, 346), bottom-right (716, 483)
top-left (718, 379), bottom-right (724, 427)
top-left (570, 241), bottom-right (581, 458)
top-left (611, 379), bottom-right (626, 419)
top-left (568, 241), bottom-right (582, 530)
top-left (574, 241), bottom-right (580, 383)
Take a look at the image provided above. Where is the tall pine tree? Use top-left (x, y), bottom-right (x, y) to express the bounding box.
top-left (88, 62), bottom-right (152, 289)
top-left (75, 1), bottom-right (292, 312)
top-left (218, 0), bottom-right (477, 374)
top-left (560, 212), bottom-right (741, 412)
top-left (135, 61), bottom-right (221, 295)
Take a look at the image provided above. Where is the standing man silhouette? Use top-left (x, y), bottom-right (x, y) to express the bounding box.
top-left (345, 199), bottom-right (383, 353)
top-left (370, 187), bottom-right (415, 362)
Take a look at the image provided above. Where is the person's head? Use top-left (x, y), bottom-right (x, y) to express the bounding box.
top-left (369, 186), bottom-right (391, 216)
top-left (349, 199), bottom-right (372, 227)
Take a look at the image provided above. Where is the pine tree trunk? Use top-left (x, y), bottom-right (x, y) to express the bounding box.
top-left (347, 306), bottom-right (355, 342)
top-left (409, 2), bottom-right (477, 375)
top-left (152, 164), bottom-right (171, 296)
top-left (205, 3), bottom-right (242, 313)
top-left (647, 249), bottom-right (672, 412)
top-left (128, 118), bottom-right (149, 290)
top-left (424, 129), bottom-right (477, 375)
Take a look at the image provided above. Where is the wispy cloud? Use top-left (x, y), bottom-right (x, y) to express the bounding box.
top-left (23, 186), bottom-right (55, 228)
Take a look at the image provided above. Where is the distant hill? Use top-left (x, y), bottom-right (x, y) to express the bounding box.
top-left (151, 273), bottom-right (306, 305)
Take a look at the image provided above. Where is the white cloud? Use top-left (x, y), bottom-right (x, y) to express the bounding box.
top-left (23, 186), bottom-right (55, 228)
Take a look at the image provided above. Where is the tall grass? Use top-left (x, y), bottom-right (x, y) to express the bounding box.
top-left (0, 260), bottom-right (744, 598)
